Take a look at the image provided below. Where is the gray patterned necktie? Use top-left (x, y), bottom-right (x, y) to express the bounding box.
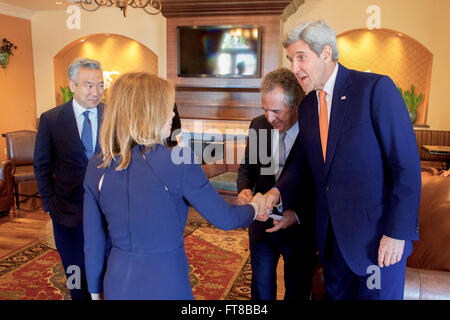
top-left (275, 132), bottom-right (286, 181)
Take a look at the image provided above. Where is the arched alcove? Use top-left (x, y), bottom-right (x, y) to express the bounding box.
top-left (337, 28), bottom-right (433, 126)
top-left (53, 33), bottom-right (158, 105)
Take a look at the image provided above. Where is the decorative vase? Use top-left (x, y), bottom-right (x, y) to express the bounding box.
top-left (0, 52), bottom-right (10, 68)
top-left (409, 110), bottom-right (417, 124)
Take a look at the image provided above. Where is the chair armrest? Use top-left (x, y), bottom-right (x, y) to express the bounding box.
top-left (201, 163), bottom-right (227, 179)
top-left (404, 267), bottom-right (450, 300)
top-left (0, 160), bottom-right (15, 197)
top-left (421, 166), bottom-right (439, 176)
top-left (209, 172), bottom-right (238, 192)
top-left (0, 160), bottom-right (15, 182)
top-left (225, 163), bottom-right (240, 173)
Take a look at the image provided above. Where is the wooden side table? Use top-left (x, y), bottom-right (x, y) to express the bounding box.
top-left (421, 145), bottom-right (450, 170)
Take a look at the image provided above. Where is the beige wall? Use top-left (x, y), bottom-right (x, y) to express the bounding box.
top-left (283, 0), bottom-right (450, 131)
top-left (0, 13), bottom-right (36, 160)
top-left (427, 0), bottom-right (450, 131)
top-left (31, 7), bottom-right (166, 116)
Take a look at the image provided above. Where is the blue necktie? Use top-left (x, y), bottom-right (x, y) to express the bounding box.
top-left (81, 111), bottom-right (94, 159)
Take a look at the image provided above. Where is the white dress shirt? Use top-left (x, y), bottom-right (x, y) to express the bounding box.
top-left (315, 63), bottom-right (339, 122)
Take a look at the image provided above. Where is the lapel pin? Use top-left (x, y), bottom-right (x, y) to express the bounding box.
top-left (341, 96), bottom-right (346, 100)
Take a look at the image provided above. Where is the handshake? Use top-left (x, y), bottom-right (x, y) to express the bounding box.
top-left (239, 188), bottom-right (281, 222)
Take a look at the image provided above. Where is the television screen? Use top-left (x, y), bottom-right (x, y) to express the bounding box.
top-left (177, 25), bottom-right (261, 78)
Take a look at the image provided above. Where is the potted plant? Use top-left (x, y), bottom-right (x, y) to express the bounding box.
top-left (60, 85), bottom-right (74, 103)
top-left (0, 38), bottom-right (18, 69)
top-left (398, 84), bottom-right (422, 124)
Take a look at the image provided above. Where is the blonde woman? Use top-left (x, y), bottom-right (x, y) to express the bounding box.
top-left (83, 72), bottom-right (268, 300)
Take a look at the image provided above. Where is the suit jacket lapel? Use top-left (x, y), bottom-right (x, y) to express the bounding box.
top-left (324, 63), bottom-right (352, 177)
top-left (61, 99), bottom-right (89, 162)
top-left (284, 134), bottom-right (298, 169)
top-left (258, 118), bottom-right (275, 184)
top-left (278, 132), bottom-right (299, 180)
top-left (258, 118), bottom-right (273, 160)
top-left (95, 102), bottom-right (104, 154)
top-left (308, 95), bottom-right (326, 169)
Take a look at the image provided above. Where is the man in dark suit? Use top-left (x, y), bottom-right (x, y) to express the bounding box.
top-left (237, 68), bottom-right (315, 300)
top-left (34, 58), bottom-right (104, 300)
top-left (264, 20), bottom-right (421, 299)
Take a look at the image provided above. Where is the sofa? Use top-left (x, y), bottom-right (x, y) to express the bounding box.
top-left (0, 160), bottom-right (15, 215)
top-left (402, 167), bottom-right (450, 299)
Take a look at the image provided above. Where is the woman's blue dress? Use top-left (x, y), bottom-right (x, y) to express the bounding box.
top-left (83, 144), bottom-right (254, 299)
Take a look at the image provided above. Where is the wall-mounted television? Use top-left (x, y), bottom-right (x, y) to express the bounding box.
top-left (177, 25), bottom-right (262, 78)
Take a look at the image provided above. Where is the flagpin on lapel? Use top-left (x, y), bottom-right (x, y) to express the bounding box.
top-left (341, 96), bottom-right (346, 100)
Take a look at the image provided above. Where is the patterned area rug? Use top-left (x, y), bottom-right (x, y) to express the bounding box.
top-left (186, 224), bottom-right (250, 300)
top-left (0, 219), bottom-right (252, 300)
top-left (0, 241), bottom-right (70, 300)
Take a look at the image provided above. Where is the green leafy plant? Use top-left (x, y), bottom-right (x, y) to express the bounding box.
top-left (398, 84), bottom-right (422, 113)
top-left (397, 84), bottom-right (422, 124)
top-left (60, 86), bottom-right (74, 103)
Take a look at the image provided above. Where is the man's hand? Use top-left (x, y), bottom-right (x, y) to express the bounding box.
top-left (266, 209), bottom-right (297, 233)
top-left (238, 189), bottom-right (253, 204)
top-left (378, 235), bottom-right (405, 267)
top-left (263, 187), bottom-right (281, 213)
top-left (255, 212), bottom-right (270, 222)
top-left (250, 193), bottom-right (270, 222)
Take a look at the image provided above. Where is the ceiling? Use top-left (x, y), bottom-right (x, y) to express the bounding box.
top-left (0, 0), bottom-right (297, 18)
top-left (0, 0), bottom-right (74, 11)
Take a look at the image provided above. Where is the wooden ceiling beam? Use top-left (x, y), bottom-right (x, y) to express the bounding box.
top-left (161, 0), bottom-right (292, 18)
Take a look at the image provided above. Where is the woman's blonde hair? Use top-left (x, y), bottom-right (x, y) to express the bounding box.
top-left (99, 72), bottom-right (175, 170)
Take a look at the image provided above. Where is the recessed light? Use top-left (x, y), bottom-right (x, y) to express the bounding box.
top-left (55, 1), bottom-right (63, 4)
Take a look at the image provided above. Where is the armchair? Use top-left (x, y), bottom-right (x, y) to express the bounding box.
top-left (201, 140), bottom-right (244, 205)
top-left (0, 160), bottom-right (15, 215)
top-left (3, 130), bottom-right (40, 211)
top-left (403, 168), bottom-right (450, 299)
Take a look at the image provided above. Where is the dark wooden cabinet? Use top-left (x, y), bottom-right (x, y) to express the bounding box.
top-left (167, 14), bottom-right (283, 120)
top-left (161, 0), bottom-right (291, 18)
top-left (175, 85), bottom-right (262, 120)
